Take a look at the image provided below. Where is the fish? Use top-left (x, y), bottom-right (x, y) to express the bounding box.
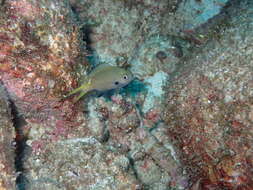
top-left (65, 64), bottom-right (134, 102)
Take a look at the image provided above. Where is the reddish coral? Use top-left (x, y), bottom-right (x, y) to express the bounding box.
top-left (9, 0), bottom-right (42, 20)
top-left (31, 140), bottom-right (46, 154)
top-left (145, 108), bottom-right (160, 122)
top-left (164, 72), bottom-right (253, 189)
top-left (0, 2), bottom-right (91, 164)
top-left (0, 0), bottom-right (88, 135)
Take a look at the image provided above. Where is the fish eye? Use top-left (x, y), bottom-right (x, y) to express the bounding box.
top-left (114, 81), bottom-right (119, 85)
top-left (123, 75), bottom-right (128, 80)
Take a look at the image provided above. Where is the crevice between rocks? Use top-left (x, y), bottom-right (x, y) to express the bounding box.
top-left (8, 99), bottom-right (28, 190)
top-left (70, 4), bottom-right (98, 68)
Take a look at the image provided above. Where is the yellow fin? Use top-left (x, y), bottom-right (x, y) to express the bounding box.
top-left (64, 79), bottom-right (91, 102)
top-left (73, 90), bottom-right (87, 103)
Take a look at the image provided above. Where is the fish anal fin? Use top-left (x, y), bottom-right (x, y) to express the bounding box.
top-left (65, 80), bottom-right (91, 99)
top-left (73, 90), bottom-right (86, 103)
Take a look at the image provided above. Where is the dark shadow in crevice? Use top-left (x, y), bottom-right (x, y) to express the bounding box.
top-left (70, 4), bottom-right (99, 68)
top-left (81, 26), bottom-right (93, 52)
top-left (80, 25), bottom-right (100, 68)
top-left (69, 5), bottom-right (93, 51)
top-left (8, 99), bottom-right (28, 190)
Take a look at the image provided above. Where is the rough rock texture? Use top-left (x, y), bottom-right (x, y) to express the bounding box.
top-left (0, 0), bottom-right (87, 127)
top-left (69, 0), bottom-right (229, 117)
top-left (163, 1), bottom-right (253, 189)
top-left (25, 138), bottom-right (141, 190)
top-left (69, 0), bottom-right (229, 65)
top-left (23, 94), bottom-right (185, 190)
top-left (130, 35), bottom-right (183, 80)
top-left (177, 0), bottom-right (229, 29)
top-left (1, 0), bottom-right (250, 189)
top-left (69, 0), bottom-right (186, 119)
top-left (0, 0), bottom-right (89, 189)
top-left (82, 95), bottom-right (187, 189)
top-left (0, 85), bottom-right (16, 190)
top-left (69, 0), bottom-right (184, 65)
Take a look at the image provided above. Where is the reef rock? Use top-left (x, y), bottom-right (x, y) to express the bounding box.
top-left (0, 85), bottom-right (16, 190)
top-left (69, 0), bottom-right (184, 65)
top-left (1, 0), bottom-right (250, 189)
top-left (69, 0), bottom-right (229, 66)
top-left (24, 138), bottom-right (141, 190)
top-left (0, 0), bottom-right (87, 126)
top-left (81, 95), bottom-right (187, 190)
top-left (0, 0), bottom-right (88, 188)
top-left (163, 1), bottom-right (253, 189)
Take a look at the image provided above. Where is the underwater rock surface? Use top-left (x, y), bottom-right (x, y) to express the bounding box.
top-left (163, 1), bottom-right (253, 189)
top-left (70, 0), bottom-right (229, 65)
top-left (69, 0), bottom-right (182, 65)
top-left (0, 85), bottom-right (16, 190)
top-left (177, 0), bottom-right (229, 29)
top-left (0, 0), bottom-right (87, 125)
top-left (1, 0), bottom-right (252, 189)
top-left (24, 138), bottom-right (141, 190)
top-left (0, 0), bottom-right (88, 189)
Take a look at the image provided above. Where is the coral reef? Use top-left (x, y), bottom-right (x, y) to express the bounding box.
top-left (177, 0), bottom-right (229, 30)
top-left (0, 0), bottom-right (88, 188)
top-left (69, 0), bottom-right (229, 66)
top-left (130, 35), bottom-right (182, 80)
top-left (1, 0), bottom-right (252, 189)
top-left (0, 0), bottom-right (87, 125)
top-left (25, 138), bottom-right (141, 190)
top-left (83, 95), bottom-right (187, 189)
top-left (0, 85), bottom-right (16, 190)
top-left (163, 1), bottom-right (253, 189)
top-left (69, 0), bottom-right (184, 65)
top-left (23, 93), bottom-right (187, 189)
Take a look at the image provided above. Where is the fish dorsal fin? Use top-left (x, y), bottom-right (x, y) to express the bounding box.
top-left (90, 64), bottom-right (114, 76)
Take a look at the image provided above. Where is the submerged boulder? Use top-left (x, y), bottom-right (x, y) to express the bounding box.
top-left (0, 0), bottom-right (87, 126)
top-left (0, 85), bottom-right (16, 190)
top-left (163, 1), bottom-right (253, 189)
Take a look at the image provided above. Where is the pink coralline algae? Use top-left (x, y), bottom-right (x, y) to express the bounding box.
top-left (1, 0), bottom-right (253, 189)
top-left (0, 0), bottom-right (87, 132)
top-left (85, 96), bottom-right (184, 189)
top-left (163, 3), bottom-right (253, 189)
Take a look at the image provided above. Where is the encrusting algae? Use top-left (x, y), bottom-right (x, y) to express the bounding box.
top-left (65, 64), bottom-right (134, 102)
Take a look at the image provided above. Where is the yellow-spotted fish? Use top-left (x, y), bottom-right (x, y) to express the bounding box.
top-left (65, 64), bottom-right (134, 102)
